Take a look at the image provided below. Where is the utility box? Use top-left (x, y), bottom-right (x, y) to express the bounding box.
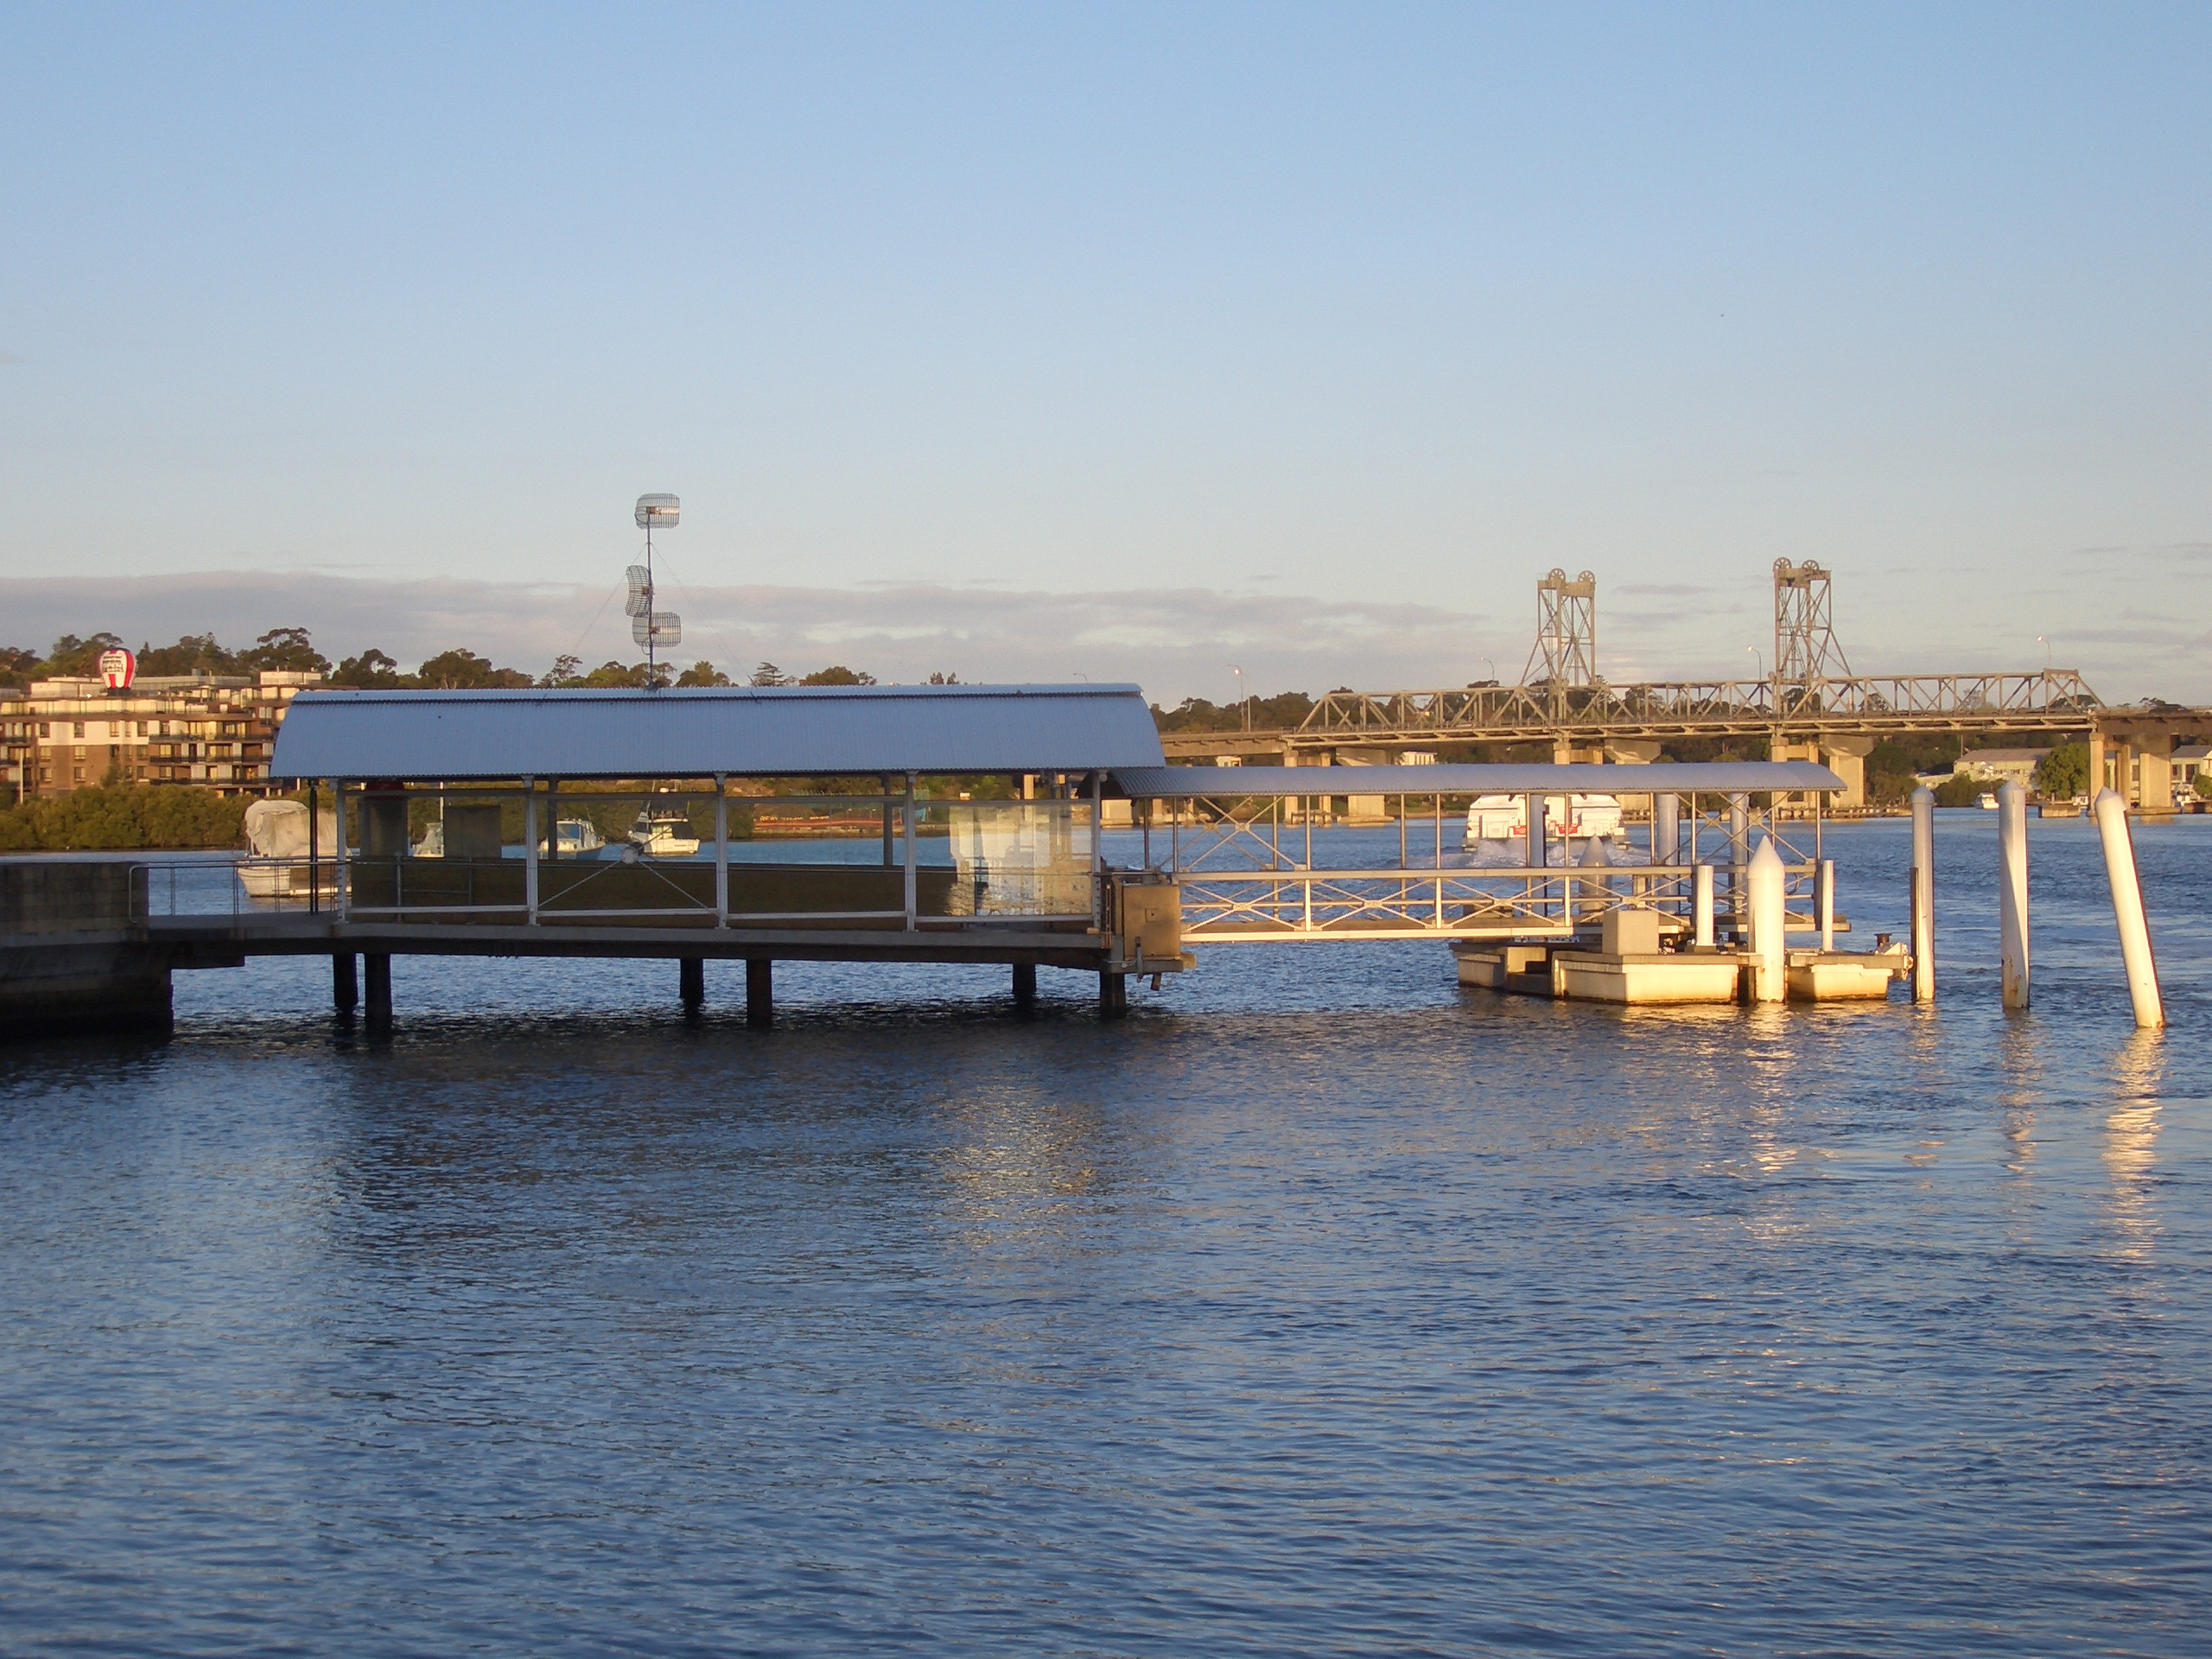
top-left (358, 791), bottom-right (410, 860)
top-left (444, 804), bottom-right (504, 860)
top-left (1111, 874), bottom-right (1184, 971)
top-left (1601, 908), bottom-right (1662, 957)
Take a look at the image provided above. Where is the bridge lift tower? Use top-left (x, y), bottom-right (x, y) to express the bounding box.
top-left (1522, 569), bottom-right (1599, 687)
top-left (1773, 560), bottom-right (1853, 683)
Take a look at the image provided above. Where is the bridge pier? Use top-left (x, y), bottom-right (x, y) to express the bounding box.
top-left (1819, 735), bottom-right (1874, 809)
top-left (333, 952), bottom-right (358, 1013)
top-left (1013, 961), bottom-right (1036, 1013)
top-left (746, 958), bottom-right (772, 1029)
top-left (680, 956), bottom-right (704, 1014)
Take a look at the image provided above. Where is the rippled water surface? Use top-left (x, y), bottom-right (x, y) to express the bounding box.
top-left (4, 817), bottom-right (2210, 1656)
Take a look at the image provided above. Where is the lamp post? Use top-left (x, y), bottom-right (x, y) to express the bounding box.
top-left (1230, 664), bottom-right (1248, 732)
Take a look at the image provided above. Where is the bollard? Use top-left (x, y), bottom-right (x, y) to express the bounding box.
top-left (1998, 780), bottom-right (2030, 1011)
top-left (1693, 863), bottom-right (1715, 950)
top-left (1746, 836), bottom-right (1786, 1001)
top-left (1816, 859), bottom-right (1835, 955)
top-left (1910, 786), bottom-right (1936, 1003)
top-left (2093, 789), bottom-right (2164, 1028)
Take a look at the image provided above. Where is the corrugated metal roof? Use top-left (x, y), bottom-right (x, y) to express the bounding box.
top-left (1110, 761), bottom-right (1845, 797)
top-left (270, 684), bottom-right (1166, 780)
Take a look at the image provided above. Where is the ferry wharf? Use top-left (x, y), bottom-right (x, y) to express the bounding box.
top-left (1, 683), bottom-right (1871, 1038)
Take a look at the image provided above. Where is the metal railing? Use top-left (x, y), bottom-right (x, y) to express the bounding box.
top-left (1273, 670), bottom-right (2107, 744)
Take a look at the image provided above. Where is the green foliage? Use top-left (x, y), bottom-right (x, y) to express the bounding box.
top-left (2196, 771), bottom-right (2212, 801)
top-left (416, 648), bottom-right (532, 689)
top-left (799, 665), bottom-right (877, 686)
top-left (1934, 772), bottom-right (1986, 808)
top-left (239, 626), bottom-right (330, 673)
top-left (2032, 743), bottom-right (2088, 800)
top-left (331, 647), bottom-right (404, 688)
top-left (36, 632), bottom-right (127, 677)
top-left (0, 645), bottom-right (37, 688)
top-left (751, 663), bottom-right (792, 686)
top-left (0, 785), bottom-right (257, 851)
top-left (676, 660), bottom-right (732, 687)
top-left (1150, 690), bottom-right (1316, 734)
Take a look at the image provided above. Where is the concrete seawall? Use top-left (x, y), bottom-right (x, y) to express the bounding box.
top-left (0, 861), bottom-right (173, 1039)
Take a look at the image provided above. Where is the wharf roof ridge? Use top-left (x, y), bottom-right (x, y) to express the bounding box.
top-left (290, 682), bottom-right (1142, 702)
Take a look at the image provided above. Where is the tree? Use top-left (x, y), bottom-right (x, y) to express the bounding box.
top-left (540, 653), bottom-right (584, 687)
top-left (582, 659), bottom-right (651, 688)
top-left (238, 626), bottom-right (329, 673)
top-left (2197, 771), bottom-right (2212, 801)
top-left (331, 648), bottom-right (404, 689)
top-left (0, 645), bottom-right (36, 689)
top-left (927, 671), bottom-right (960, 685)
top-left (1934, 772), bottom-right (1986, 808)
top-left (41, 632), bottom-right (126, 677)
top-left (751, 663), bottom-right (793, 686)
top-left (676, 660), bottom-right (731, 687)
top-left (415, 648), bottom-right (532, 689)
top-left (2032, 743), bottom-right (2088, 801)
top-left (136, 633), bottom-right (238, 677)
top-left (799, 665), bottom-right (876, 685)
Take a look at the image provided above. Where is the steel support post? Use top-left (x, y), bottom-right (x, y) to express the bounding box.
top-left (1013, 961), bottom-right (1036, 1013)
top-left (714, 773), bottom-right (728, 926)
top-left (680, 957), bottom-right (705, 1013)
top-left (524, 779), bottom-right (539, 925)
top-left (332, 952), bottom-right (357, 1012)
top-left (1098, 970), bottom-right (1128, 1019)
top-left (903, 772), bottom-right (918, 930)
top-left (747, 958), bottom-right (773, 1029)
top-left (334, 780), bottom-right (350, 922)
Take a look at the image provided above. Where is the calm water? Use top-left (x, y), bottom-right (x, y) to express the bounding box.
top-left (4, 817), bottom-right (2209, 1656)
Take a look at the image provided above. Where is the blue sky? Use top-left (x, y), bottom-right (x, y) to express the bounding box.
top-left (2, 3), bottom-right (2207, 699)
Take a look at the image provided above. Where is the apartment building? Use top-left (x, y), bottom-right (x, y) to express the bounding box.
top-left (1, 671), bottom-right (324, 800)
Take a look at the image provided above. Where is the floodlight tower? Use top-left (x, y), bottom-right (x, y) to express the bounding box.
top-left (1521, 569), bottom-right (1598, 687)
top-left (628, 494), bottom-right (683, 688)
top-left (1772, 559), bottom-right (1851, 686)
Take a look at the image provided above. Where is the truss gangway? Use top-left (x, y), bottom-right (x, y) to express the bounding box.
top-left (1111, 760), bottom-right (1845, 948)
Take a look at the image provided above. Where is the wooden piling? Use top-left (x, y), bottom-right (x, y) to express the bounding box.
top-left (746, 958), bottom-right (773, 1029)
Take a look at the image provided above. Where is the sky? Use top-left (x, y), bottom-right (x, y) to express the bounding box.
top-left (2, 3), bottom-right (2207, 702)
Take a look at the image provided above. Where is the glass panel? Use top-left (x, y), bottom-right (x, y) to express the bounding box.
top-left (942, 802), bottom-right (1096, 916)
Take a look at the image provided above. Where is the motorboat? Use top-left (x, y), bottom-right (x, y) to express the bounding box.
top-left (556, 817), bottom-right (607, 855)
top-left (1463, 793), bottom-right (1628, 855)
top-left (627, 802), bottom-right (700, 857)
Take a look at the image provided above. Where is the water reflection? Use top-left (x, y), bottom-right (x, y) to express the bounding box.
top-left (2103, 1032), bottom-right (2167, 1255)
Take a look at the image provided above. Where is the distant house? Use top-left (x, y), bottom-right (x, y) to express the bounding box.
top-left (1953, 748), bottom-right (2046, 790)
top-left (2173, 743), bottom-right (2212, 786)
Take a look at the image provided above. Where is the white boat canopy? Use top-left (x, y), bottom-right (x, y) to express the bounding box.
top-left (270, 684), bottom-right (1167, 782)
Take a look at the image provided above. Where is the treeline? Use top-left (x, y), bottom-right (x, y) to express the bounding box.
top-left (0, 628), bottom-right (328, 687)
top-left (0, 783), bottom-right (266, 852)
top-left (0, 627), bottom-right (940, 694)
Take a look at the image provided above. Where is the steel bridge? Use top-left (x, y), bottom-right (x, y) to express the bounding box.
top-left (1159, 563), bottom-right (2209, 808)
